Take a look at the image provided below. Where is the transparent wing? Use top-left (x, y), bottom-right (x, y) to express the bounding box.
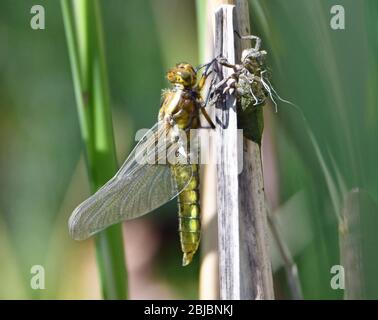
top-left (69, 121), bottom-right (193, 240)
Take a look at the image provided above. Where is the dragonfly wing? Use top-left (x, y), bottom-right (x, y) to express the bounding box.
top-left (69, 121), bottom-right (193, 240)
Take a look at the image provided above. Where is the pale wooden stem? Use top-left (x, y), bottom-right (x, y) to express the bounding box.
top-left (215, 5), bottom-right (240, 300)
top-left (340, 189), bottom-right (364, 299)
top-left (215, 2), bottom-right (274, 300)
top-left (198, 0), bottom-right (219, 300)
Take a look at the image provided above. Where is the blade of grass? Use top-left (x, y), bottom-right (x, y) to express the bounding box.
top-left (61, 0), bottom-right (127, 299)
top-left (267, 206), bottom-right (303, 299)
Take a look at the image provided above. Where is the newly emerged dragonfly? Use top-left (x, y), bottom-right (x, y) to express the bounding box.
top-left (69, 62), bottom-right (214, 266)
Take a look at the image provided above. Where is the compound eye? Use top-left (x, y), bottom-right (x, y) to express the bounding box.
top-left (179, 71), bottom-right (191, 82)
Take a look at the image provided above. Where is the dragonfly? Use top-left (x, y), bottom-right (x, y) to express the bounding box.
top-left (69, 62), bottom-right (215, 266)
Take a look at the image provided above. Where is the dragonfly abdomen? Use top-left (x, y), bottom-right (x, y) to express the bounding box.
top-left (174, 164), bottom-right (200, 266)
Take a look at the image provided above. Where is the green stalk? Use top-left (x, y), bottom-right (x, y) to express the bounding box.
top-left (195, 0), bottom-right (206, 63)
top-left (61, 0), bottom-right (127, 299)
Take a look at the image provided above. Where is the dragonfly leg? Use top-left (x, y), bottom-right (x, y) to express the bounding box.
top-left (200, 105), bottom-right (215, 129)
top-left (234, 31), bottom-right (262, 51)
top-left (203, 74), bottom-right (218, 107)
top-left (195, 56), bottom-right (220, 92)
top-left (195, 56), bottom-right (218, 75)
top-left (169, 108), bottom-right (185, 124)
top-left (217, 56), bottom-right (239, 72)
top-left (242, 35), bottom-right (261, 51)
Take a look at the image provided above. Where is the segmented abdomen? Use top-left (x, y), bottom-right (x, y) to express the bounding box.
top-left (172, 164), bottom-right (200, 266)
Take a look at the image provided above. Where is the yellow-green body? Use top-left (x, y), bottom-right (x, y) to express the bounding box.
top-left (158, 63), bottom-right (206, 266)
top-left (159, 85), bottom-right (201, 266)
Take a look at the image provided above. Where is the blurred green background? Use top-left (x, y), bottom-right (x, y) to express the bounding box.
top-left (0, 0), bottom-right (377, 299)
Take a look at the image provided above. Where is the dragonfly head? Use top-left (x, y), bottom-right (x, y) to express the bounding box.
top-left (167, 63), bottom-right (197, 89)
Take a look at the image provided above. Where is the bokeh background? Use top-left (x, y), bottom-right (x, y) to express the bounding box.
top-left (0, 0), bottom-right (377, 299)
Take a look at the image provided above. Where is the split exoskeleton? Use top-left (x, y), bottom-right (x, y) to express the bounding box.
top-left (208, 34), bottom-right (278, 111)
